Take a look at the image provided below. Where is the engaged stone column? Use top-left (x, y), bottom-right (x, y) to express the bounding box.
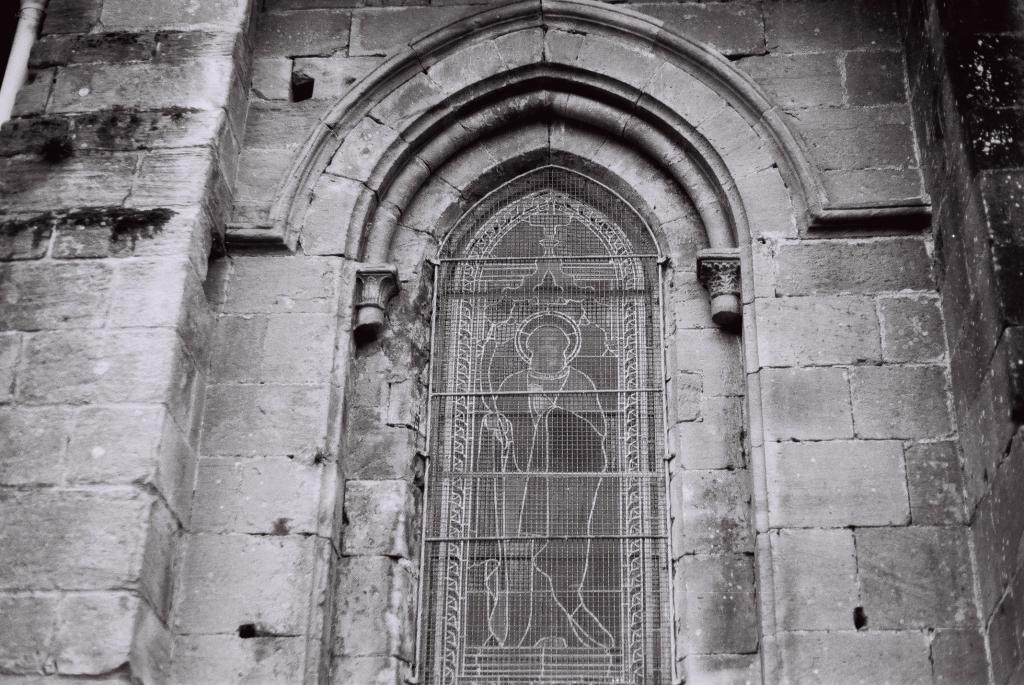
top-left (354, 264), bottom-right (399, 342)
top-left (697, 248), bottom-right (742, 331)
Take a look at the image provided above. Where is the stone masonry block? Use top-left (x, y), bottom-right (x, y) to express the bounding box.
top-left (42, 0), bottom-right (102, 34)
top-left (771, 528), bottom-right (858, 631)
top-left (737, 53), bottom-right (843, 109)
top-left (988, 582), bottom-right (1023, 684)
top-left (0, 489), bottom-right (149, 590)
top-left (845, 50), bottom-right (906, 106)
top-left (0, 593), bottom-right (59, 673)
top-left (65, 405), bottom-right (165, 485)
top-left (209, 313), bottom-right (337, 385)
top-left (823, 167), bottom-right (925, 205)
top-left (680, 554), bottom-right (758, 654)
top-left (243, 100), bottom-right (325, 151)
top-left (878, 295), bottom-right (946, 362)
top-left (1, 155), bottom-right (136, 212)
top-left (293, 56), bottom-right (383, 101)
top-left (790, 106), bottom-right (916, 170)
top-left (171, 634), bottom-right (306, 685)
top-left (101, 0), bottom-right (247, 30)
top-left (857, 526), bottom-right (975, 629)
top-left (17, 329), bottom-right (185, 405)
top-left (333, 556), bottom-right (415, 660)
top-left (12, 68), bottom-right (54, 117)
top-left (350, 7), bottom-right (477, 56)
top-left (930, 628), bottom-right (989, 684)
top-left (0, 406), bottom-right (72, 485)
top-left (904, 441), bottom-right (965, 525)
top-left (129, 148), bottom-right (217, 208)
top-left (686, 653), bottom-right (761, 684)
top-left (673, 469), bottom-right (752, 555)
top-left (755, 295), bottom-right (881, 366)
top-left (201, 384), bottom-right (329, 457)
top-left (765, 0), bottom-right (899, 53)
top-left (761, 367), bottom-right (853, 441)
top-left (775, 631), bottom-right (931, 684)
top-left (174, 533), bottom-right (316, 634)
top-left (766, 440), bottom-right (909, 528)
top-left (0, 261), bottom-right (112, 331)
top-left (850, 365), bottom-right (953, 439)
top-left (301, 175), bottom-right (364, 255)
top-left (252, 57), bottom-right (291, 100)
top-left (634, 2), bottom-right (764, 57)
top-left (426, 40), bottom-right (506, 96)
top-left (344, 406), bottom-right (420, 480)
top-left (191, 457), bottom-right (323, 535)
top-left (493, 27), bottom-right (544, 70)
top-left (670, 329), bottom-right (744, 396)
top-left (673, 396), bottom-right (743, 470)
top-left (775, 238), bottom-right (933, 295)
top-left (369, 72), bottom-right (448, 132)
top-left (331, 656), bottom-right (406, 685)
top-left (325, 117), bottom-right (401, 184)
top-left (0, 332), bottom-right (16, 402)
top-left (255, 10), bottom-right (351, 58)
top-left (223, 256), bottom-right (343, 314)
top-left (0, 217), bottom-right (50, 260)
top-left (55, 592), bottom-right (138, 675)
top-left (343, 480), bottom-right (416, 558)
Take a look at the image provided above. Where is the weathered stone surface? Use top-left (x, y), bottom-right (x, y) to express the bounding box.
top-left (233, 148), bottom-right (293, 221)
top-left (0, 593), bottom-right (59, 673)
top-left (342, 480), bottom-right (416, 558)
top-left (850, 365), bottom-right (953, 439)
top-left (201, 384), bottom-right (329, 457)
top-left (209, 313), bottom-right (337, 384)
top-left (100, 0), bottom-right (247, 30)
top-left (0, 219), bottom-right (51, 261)
top-left (331, 656), bottom-right (406, 685)
top-left (0, 489), bottom-right (149, 590)
top-left (368, 72), bottom-right (448, 131)
top-left (775, 631), bottom-right (931, 684)
top-left (12, 68), bottom-right (54, 117)
top-left (292, 55), bottom-right (383, 100)
top-left (635, 2), bottom-right (764, 56)
top-left (685, 653), bottom-right (761, 685)
top-left (325, 117), bottom-right (401, 183)
top-left (670, 329), bottom-right (744, 396)
top-left (129, 148), bottom-right (216, 208)
top-left (878, 295), bottom-right (945, 363)
top-left (255, 9), bottom-right (351, 57)
top-left (0, 407), bottom-right (72, 485)
top-left (222, 256), bottom-right (343, 314)
top-left (18, 329), bottom-right (184, 405)
top-left (174, 533), bottom-right (316, 634)
top-left (191, 457), bottom-right (322, 534)
top-left (790, 105), bottom-right (916, 170)
top-left (755, 295), bottom-right (881, 366)
top-left (0, 333), bottom-right (19, 403)
top-left (680, 554), bottom-right (757, 654)
top-left (761, 367), bottom-right (854, 440)
top-left (673, 469), bottom-right (752, 555)
top-left (50, 60), bottom-right (234, 113)
top-left (931, 628), bottom-right (989, 684)
top-left (333, 556), bottom-right (415, 660)
top-left (243, 100), bottom-right (325, 151)
top-left (857, 526), bottom-right (975, 629)
top-left (301, 175), bottom-right (364, 254)
top-left (737, 52), bottom-right (843, 109)
top-left (774, 238), bottom-right (934, 295)
top-left (344, 407), bottom-right (419, 480)
top-left (0, 261), bottom-right (111, 331)
top-left (171, 634), bottom-right (306, 684)
top-left (42, 0), bottom-right (102, 34)
top-left (673, 396), bottom-right (743, 470)
top-left (350, 7), bottom-right (477, 55)
top-left (65, 405), bottom-right (164, 485)
top-left (251, 58), bottom-right (291, 100)
top-left (140, 499), bottom-right (179, 621)
top-left (845, 50), bottom-right (906, 105)
top-left (823, 167), bottom-right (925, 204)
top-left (55, 592), bottom-right (138, 674)
top-left (766, 440), bottom-right (909, 527)
top-left (904, 441), bottom-right (965, 525)
top-left (1, 155), bottom-right (137, 211)
top-left (46, 206), bottom-right (180, 260)
top-left (765, 0), bottom-right (899, 53)
top-left (771, 528), bottom-right (858, 631)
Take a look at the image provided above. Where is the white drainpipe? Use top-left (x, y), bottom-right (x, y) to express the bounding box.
top-left (0, 0), bottom-right (48, 125)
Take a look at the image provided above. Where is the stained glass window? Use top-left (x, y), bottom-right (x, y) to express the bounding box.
top-left (419, 166), bottom-right (671, 684)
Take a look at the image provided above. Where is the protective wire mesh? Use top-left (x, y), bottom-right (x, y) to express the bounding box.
top-left (421, 167), bottom-right (670, 684)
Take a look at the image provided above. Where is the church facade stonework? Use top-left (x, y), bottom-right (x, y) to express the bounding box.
top-left (0, 0), bottom-right (1022, 683)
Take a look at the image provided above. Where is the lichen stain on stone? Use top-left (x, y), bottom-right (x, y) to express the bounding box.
top-left (0, 217), bottom-right (53, 250)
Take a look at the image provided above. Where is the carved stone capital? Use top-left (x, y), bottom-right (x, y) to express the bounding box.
top-left (696, 248), bottom-right (742, 331)
top-left (354, 264), bottom-right (399, 342)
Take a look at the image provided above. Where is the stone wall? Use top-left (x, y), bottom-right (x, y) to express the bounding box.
top-left (901, 0), bottom-right (1024, 682)
top-left (0, 0), bottom-right (1011, 683)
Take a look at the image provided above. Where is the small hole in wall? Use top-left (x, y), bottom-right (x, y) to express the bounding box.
top-left (238, 623), bottom-right (257, 638)
top-left (853, 606), bottom-right (868, 630)
top-left (291, 71), bottom-right (314, 102)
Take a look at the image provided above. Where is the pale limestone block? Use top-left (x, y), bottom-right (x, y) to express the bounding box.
top-left (850, 365), bottom-right (953, 439)
top-left (65, 405), bottom-right (164, 485)
top-left (760, 367), bottom-right (854, 440)
top-left (673, 396), bottom-right (744, 470)
top-left (0, 261), bottom-right (112, 331)
top-left (55, 592), bottom-right (138, 674)
top-left (331, 656), bottom-right (407, 685)
top-left (223, 256), bottom-right (343, 315)
top-left (0, 594), bottom-right (59, 673)
top-left (252, 58), bottom-right (292, 100)
top-left (774, 238), bottom-right (933, 295)
top-left (645, 62), bottom-right (726, 128)
top-left (905, 441), bottom-right (966, 524)
top-left (543, 29), bottom-right (584, 66)
top-left (332, 556), bottom-right (415, 660)
top-left (576, 32), bottom-right (661, 92)
top-left (174, 533), bottom-right (316, 633)
top-left (735, 166), bottom-right (798, 239)
top-left (191, 457), bottom-right (322, 534)
top-left (426, 40), bottom-right (506, 96)
top-left (209, 313), bottom-right (337, 385)
top-left (771, 528), bottom-right (858, 630)
top-left (101, 0), bottom-right (247, 30)
top-left (343, 480), bottom-right (416, 558)
top-left (680, 554), bottom-right (757, 654)
top-left (494, 28), bottom-right (544, 69)
top-left (776, 630), bottom-right (931, 684)
top-left (201, 384), bottom-right (329, 457)
top-left (171, 634), bottom-right (306, 684)
top-left (301, 174), bottom-right (365, 255)
top-left (293, 55), bottom-right (383, 101)
top-left (671, 329), bottom-right (744, 396)
top-left (129, 148), bottom-right (216, 208)
top-left (685, 652), bottom-right (761, 685)
top-left (369, 72), bottom-right (448, 131)
top-left (326, 117), bottom-right (402, 183)
top-left (878, 295), bottom-right (946, 362)
top-left (350, 7), bottom-right (477, 56)
top-left (755, 295), bottom-right (882, 367)
top-left (673, 469), bottom-right (753, 555)
top-left (255, 9), bottom-right (350, 57)
top-left (766, 440), bottom-right (909, 527)
top-left (0, 406), bottom-right (71, 485)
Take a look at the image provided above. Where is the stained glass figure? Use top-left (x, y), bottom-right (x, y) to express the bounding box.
top-left (420, 166), bottom-right (670, 684)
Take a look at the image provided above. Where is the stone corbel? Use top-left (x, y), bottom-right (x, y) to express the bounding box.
top-left (697, 248), bottom-right (742, 332)
top-left (353, 264), bottom-right (399, 342)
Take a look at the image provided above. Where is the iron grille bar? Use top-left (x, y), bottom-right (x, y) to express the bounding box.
top-left (431, 388), bottom-right (663, 398)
